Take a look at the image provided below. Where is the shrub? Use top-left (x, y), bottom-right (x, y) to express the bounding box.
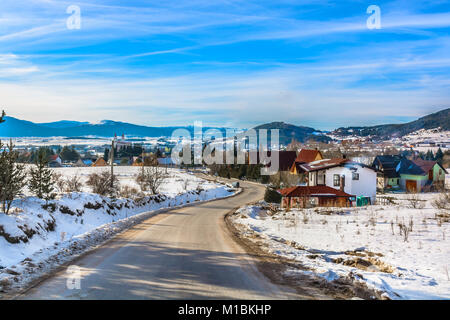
top-left (86, 171), bottom-right (119, 196)
top-left (135, 166), bottom-right (166, 194)
top-left (65, 174), bottom-right (83, 192)
top-left (119, 185), bottom-right (139, 199)
top-left (432, 191), bottom-right (450, 211)
top-left (264, 187), bottom-right (281, 204)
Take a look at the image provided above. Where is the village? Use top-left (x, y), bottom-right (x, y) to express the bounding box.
top-left (1, 125), bottom-right (449, 300)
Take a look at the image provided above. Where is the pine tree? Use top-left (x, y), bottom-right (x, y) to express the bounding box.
top-left (29, 149), bottom-right (56, 202)
top-left (435, 147), bottom-right (444, 164)
top-left (0, 110), bottom-right (5, 124)
top-left (0, 140), bottom-right (27, 214)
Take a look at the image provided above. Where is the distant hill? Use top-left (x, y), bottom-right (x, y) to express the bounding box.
top-left (333, 108), bottom-right (450, 139)
top-left (253, 122), bottom-right (330, 145)
top-left (39, 120), bottom-right (90, 128)
top-left (0, 116), bottom-right (228, 138)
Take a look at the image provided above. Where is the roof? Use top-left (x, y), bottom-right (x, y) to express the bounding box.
top-left (372, 155), bottom-right (402, 178)
top-left (49, 154), bottom-right (60, 161)
top-left (247, 151), bottom-right (297, 171)
top-left (278, 186), bottom-right (353, 198)
top-left (298, 158), bottom-right (348, 172)
top-left (92, 158), bottom-right (107, 166)
top-left (397, 158), bottom-right (448, 176)
top-left (295, 149), bottom-right (323, 163)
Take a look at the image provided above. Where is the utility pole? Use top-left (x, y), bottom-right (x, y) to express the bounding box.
top-left (110, 138), bottom-right (115, 187)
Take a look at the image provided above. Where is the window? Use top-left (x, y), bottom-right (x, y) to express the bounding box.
top-left (318, 171), bottom-right (325, 185)
top-left (333, 174), bottom-right (340, 186)
top-left (352, 173), bottom-right (359, 180)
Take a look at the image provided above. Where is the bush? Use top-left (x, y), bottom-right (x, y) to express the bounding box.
top-left (135, 166), bottom-right (166, 194)
top-left (264, 187), bottom-right (282, 204)
top-left (65, 174), bottom-right (83, 192)
top-left (86, 171), bottom-right (119, 196)
top-left (119, 185), bottom-right (139, 199)
top-left (432, 191), bottom-right (450, 211)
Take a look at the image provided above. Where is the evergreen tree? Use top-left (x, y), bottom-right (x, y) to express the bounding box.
top-left (29, 149), bottom-right (56, 202)
top-left (60, 145), bottom-right (80, 161)
top-left (0, 110), bottom-right (5, 124)
top-left (435, 147), bottom-right (444, 164)
top-left (425, 150), bottom-right (434, 160)
top-left (264, 187), bottom-right (281, 204)
top-left (0, 140), bottom-right (27, 214)
top-left (103, 148), bottom-right (110, 162)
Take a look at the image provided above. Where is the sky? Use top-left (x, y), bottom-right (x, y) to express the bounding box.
top-left (0, 0), bottom-right (449, 130)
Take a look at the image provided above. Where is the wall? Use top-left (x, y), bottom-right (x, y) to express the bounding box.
top-left (324, 165), bottom-right (377, 203)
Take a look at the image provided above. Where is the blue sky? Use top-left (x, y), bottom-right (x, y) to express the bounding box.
top-left (0, 0), bottom-right (449, 129)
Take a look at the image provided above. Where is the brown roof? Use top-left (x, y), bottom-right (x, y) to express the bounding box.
top-left (247, 151), bottom-right (297, 171)
top-left (278, 186), bottom-right (353, 198)
top-left (411, 159), bottom-right (438, 173)
top-left (295, 149), bottom-right (323, 163)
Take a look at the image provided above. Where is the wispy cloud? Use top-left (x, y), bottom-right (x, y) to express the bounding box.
top-left (0, 0), bottom-right (449, 128)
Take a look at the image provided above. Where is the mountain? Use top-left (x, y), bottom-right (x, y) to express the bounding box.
top-left (333, 108), bottom-right (450, 139)
top-left (39, 120), bottom-right (90, 128)
top-left (253, 122), bottom-right (330, 145)
top-left (0, 117), bottom-right (224, 138)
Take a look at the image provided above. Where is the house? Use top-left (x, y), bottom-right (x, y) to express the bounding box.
top-left (92, 157), bottom-right (108, 167)
top-left (292, 157), bottom-right (377, 204)
top-left (278, 185), bottom-right (354, 208)
top-left (290, 149), bottom-right (323, 174)
top-left (48, 154), bottom-right (62, 165)
top-left (247, 151), bottom-right (297, 171)
top-left (396, 158), bottom-right (447, 192)
top-left (75, 158), bottom-right (94, 167)
top-left (372, 155), bottom-right (402, 190)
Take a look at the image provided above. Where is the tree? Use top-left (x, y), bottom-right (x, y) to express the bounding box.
top-left (264, 187), bottom-right (281, 204)
top-left (86, 171), bottom-right (119, 196)
top-left (60, 146), bottom-right (80, 161)
top-left (103, 148), bottom-right (109, 163)
top-left (0, 110), bottom-right (5, 124)
top-left (135, 165), bottom-right (166, 194)
top-left (0, 140), bottom-right (27, 214)
top-left (28, 149), bottom-right (56, 201)
top-left (435, 147), bottom-right (444, 165)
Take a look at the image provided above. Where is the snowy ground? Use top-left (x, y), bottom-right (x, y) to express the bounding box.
top-left (231, 192), bottom-right (450, 300)
top-left (0, 167), bottom-right (236, 294)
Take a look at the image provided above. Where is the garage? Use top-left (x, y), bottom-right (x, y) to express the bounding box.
top-left (405, 180), bottom-right (417, 193)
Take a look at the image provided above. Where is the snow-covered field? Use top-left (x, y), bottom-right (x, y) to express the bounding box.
top-left (0, 167), bottom-right (235, 293)
top-left (231, 193), bottom-right (450, 300)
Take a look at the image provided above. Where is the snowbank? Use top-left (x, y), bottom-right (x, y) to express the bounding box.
top-left (0, 171), bottom-right (236, 294)
top-left (231, 193), bottom-right (450, 300)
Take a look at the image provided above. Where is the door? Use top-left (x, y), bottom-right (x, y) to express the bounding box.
top-left (406, 180), bottom-right (417, 193)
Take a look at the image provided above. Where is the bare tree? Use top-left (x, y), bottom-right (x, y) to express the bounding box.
top-left (65, 174), bottom-right (83, 192)
top-left (136, 165), bottom-right (167, 194)
top-left (86, 171), bottom-right (119, 196)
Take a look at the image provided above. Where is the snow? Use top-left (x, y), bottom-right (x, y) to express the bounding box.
top-left (231, 193), bottom-right (450, 300)
top-left (0, 168), bottom-right (236, 293)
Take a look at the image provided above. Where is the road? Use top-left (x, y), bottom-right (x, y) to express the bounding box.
top-left (16, 180), bottom-right (302, 300)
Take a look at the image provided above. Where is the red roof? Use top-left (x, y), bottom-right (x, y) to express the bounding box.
top-left (295, 149), bottom-right (322, 163)
top-left (49, 154), bottom-right (59, 161)
top-left (278, 185), bottom-right (353, 198)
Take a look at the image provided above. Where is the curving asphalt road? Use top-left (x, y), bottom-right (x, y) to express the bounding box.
top-left (16, 179), bottom-right (302, 300)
